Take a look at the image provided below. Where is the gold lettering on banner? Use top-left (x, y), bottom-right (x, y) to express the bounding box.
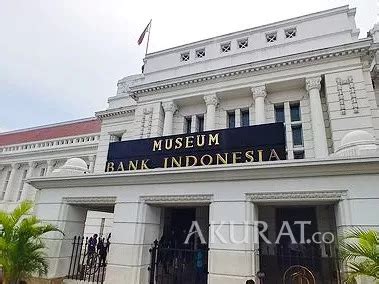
top-left (153, 140), bottom-right (162, 151)
top-left (232, 152), bottom-right (242, 164)
top-left (185, 156), bottom-right (197, 167)
top-left (117, 162), bottom-right (125, 171)
top-left (257, 149), bottom-right (264, 162)
top-left (128, 160), bottom-right (138, 170)
top-left (171, 156), bottom-right (182, 167)
top-left (141, 159), bottom-right (150, 169)
top-left (245, 150), bottom-right (254, 162)
top-left (163, 157), bottom-right (169, 168)
top-left (175, 137), bottom-right (183, 149)
top-left (106, 162), bottom-right (115, 172)
top-left (209, 133), bottom-right (219, 146)
top-left (165, 139), bottom-right (173, 150)
top-left (197, 135), bottom-right (205, 147)
top-left (216, 153), bottom-right (228, 165)
top-left (185, 136), bottom-right (194, 148)
top-left (200, 154), bottom-right (213, 166)
top-left (269, 149), bottom-right (280, 161)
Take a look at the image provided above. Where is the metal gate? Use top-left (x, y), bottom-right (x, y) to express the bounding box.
top-left (149, 240), bottom-right (208, 284)
top-left (258, 244), bottom-right (341, 284)
top-left (67, 234), bottom-right (111, 284)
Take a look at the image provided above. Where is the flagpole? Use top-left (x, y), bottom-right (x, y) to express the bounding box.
top-left (145, 19), bottom-right (152, 56)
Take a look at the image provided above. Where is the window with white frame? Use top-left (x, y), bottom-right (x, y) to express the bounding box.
top-left (275, 102), bottom-right (304, 159)
top-left (240, 109), bottom-right (250, 127)
top-left (184, 117), bottom-right (192, 134)
top-left (220, 42), bottom-right (231, 53)
top-left (17, 169), bottom-right (28, 201)
top-left (180, 52), bottom-right (190, 62)
top-left (285, 28), bottom-right (297, 39)
top-left (196, 115), bottom-right (204, 132)
top-left (195, 48), bottom-right (205, 58)
top-left (1, 170), bottom-right (11, 200)
top-left (266, 32), bottom-right (277, 43)
top-left (227, 111), bottom-right (235, 128)
top-left (237, 38), bottom-right (248, 49)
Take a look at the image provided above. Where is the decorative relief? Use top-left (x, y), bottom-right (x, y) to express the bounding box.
top-left (247, 190), bottom-right (347, 202)
top-left (251, 86), bottom-right (267, 99)
top-left (203, 94), bottom-right (219, 106)
top-left (335, 76), bottom-right (359, 115)
top-left (63, 196), bottom-right (117, 205)
top-left (140, 107), bottom-right (153, 138)
top-left (141, 194), bottom-right (213, 204)
top-left (305, 77), bottom-right (321, 92)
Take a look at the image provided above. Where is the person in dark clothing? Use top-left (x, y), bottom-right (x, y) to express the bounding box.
top-left (97, 237), bottom-right (107, 267)
top-left (87, 234), bottom-right (98, 265)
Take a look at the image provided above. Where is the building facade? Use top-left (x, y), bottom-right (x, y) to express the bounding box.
top-left (1, 5), bottom-right (379, 284)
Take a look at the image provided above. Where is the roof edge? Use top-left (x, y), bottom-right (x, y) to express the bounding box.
top-left (0, 117), bottom-right (99, 136)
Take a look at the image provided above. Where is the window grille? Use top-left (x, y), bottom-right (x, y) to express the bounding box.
top-left (180, 52), bottom-right (190, 62)
top-left (266, 32), bottom-right (277, 43)
top-left (195, 49), bottom-right (205, 58)
top-left (237, 38), bottom-right (248, 49)
top-left (220, 42), bottom-right (231, 53)
top-left (285, 28), bottom-right (297, 38)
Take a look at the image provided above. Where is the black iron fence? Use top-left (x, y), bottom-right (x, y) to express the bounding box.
top-left (149, 240), bottom-right (208, 284)
top-left (68, 235), bottom-right (111, 284)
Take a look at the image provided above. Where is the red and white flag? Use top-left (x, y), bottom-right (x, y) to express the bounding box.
top-left (137, 20), bottom-right (152, 45)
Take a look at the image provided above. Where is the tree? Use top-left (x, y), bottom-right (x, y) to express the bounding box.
top-left (0, 201), bottom-right (63, 284)
top-left (339, 227), bottom-right (379, 283)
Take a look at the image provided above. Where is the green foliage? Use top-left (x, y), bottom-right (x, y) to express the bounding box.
top-left (339, 227), bottom-right (379, 283)
top-left (0, 201), bottom-right (63, 284)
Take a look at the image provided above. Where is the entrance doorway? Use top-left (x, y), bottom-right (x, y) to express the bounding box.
top-left (150, 206), bottom-right (209, 284)
top-left (258, 205), bottom-right (340, 284)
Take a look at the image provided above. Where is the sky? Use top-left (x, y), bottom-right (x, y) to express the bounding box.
top-left (0, 0), bottom-right (377, 132)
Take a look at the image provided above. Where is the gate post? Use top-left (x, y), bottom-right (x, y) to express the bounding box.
top-left (148, 239), bottom-right (159, 284)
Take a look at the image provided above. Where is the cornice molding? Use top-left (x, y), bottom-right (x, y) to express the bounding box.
top-left (130, 40), bottom-right (372, 96)
top-left (141, 194), bottom-right (213, 204)
top-left (246, 190), bottom-right (347, 203)
top-left (28, 156), bottom-right (379, 189)
top-left (96, 107), bottom-right (135, 119)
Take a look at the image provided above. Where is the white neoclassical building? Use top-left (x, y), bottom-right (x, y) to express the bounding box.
top-left (1, 5), bottom-right (379, 284)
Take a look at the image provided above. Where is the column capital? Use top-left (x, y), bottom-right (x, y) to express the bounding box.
top-left (27, 161), bottom-right (37, 168)
top-left (162, 101), bottom-right (178, 113)
top-left (251, 85), bottom-right (267, 99)
top-left (11, 163), bottom-right (19, 170)
top-left (306, 76), bottom-right (322, 92)
top-left (203, 94), bottom-right (219, 106)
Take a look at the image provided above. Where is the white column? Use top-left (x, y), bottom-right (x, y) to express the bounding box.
top-left (306, 76), bottom-right (329, 158)
top-left (204, 94), bottom-right (219, 130)
top-left (46, 160), bottom-right (55, 175)
top-left (162, 101), bottom-right (178, 136)
top-left (21, 161), bottom-right (36, 201)
top-left (3, 163), bottom-right (18, 201)
top-left (251, 86), bottom-right (267, 125)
